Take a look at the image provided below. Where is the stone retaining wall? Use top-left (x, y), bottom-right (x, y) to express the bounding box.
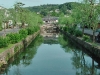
top-left (61, 30), bottom-right (100, 58)
top-left (0, 31), bottom-right (40, 67)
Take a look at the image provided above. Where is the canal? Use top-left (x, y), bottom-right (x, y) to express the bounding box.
top-left (1, 34), bottom-right (100, 75)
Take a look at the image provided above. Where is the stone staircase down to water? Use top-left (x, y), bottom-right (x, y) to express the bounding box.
top-left (40, 24), bottom-right (58, 37)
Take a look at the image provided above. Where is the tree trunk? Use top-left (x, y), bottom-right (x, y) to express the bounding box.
top-left (93, 29), bottom-right (95, 43)
top-left (91, 59), bottom-right (94, 75)
top-left (82, 26), bottom-right (84, 36)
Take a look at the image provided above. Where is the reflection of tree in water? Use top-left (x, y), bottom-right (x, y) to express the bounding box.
top-left (17, 35), bottom-right (43, 66)
top-left (59, 34), bottom-right (100, 75)
top-left (3, 35), bottom-right (43, 74)
top-left (71, 50), bottom-right (99, 75)
top-left (58, 34), bottom-right (68, 48)
top-left (58, 34), bottom-right (76, 52)
top-left (43, 39), bottom-right (58, 45)
top-left (14, 65), bottom-right (22, 75)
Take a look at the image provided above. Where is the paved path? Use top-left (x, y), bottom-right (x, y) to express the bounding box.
top-left (77, 27), bottom-right (100, 43)
top-left (0, 28), bottom-right (20, 36)
top-left (78, 27), bottom-right (99, 36)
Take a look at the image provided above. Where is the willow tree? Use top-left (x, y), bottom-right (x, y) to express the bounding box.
top-left (58, 13), bottom-right (65, 29)
top-left (14, 2), bottom-right (25, 28)
top-left (26, 10), bottom-right (42, 27)
top-left (71, 0), bottom-right (90, 36)
top-left (9, 8), bottom-right (17, 28)
top-left (58, 12), bottom-right (74, 31)
top-left (87, 0), bottom-right (100, 42)
top-left (0, 9), bottom-right (5, 30)
top-left (14, 2), bottom-right (43, 29)
top-left (0, 8), bottom-right (13, 35)
top-left (77, 0), bottom-right (100, 42)
top-left (73, 0), bottom-right (100, 42)
top-left (65, 16), bottom-right (74, 28)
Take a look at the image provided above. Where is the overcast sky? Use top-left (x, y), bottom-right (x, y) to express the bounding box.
top-left (0, 0), bottom-right (79, 8)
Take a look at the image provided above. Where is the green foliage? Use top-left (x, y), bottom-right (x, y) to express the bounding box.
top-left (14, 45), bottom-right (20, 53)
top-left (7, 33), bottom-right (20, 44)
top-left (58, 13), bottom-right (65, 24)
top-left (58, 35), bottom-right (68, 48)
top-left (26, 2), bottom-right (80, 16)
top-left (82, 35), bottom-right (91, 42)
top-left (58, 14), bottom-right (74, 30)
top-left (27, 27), bottom-right (34, 35)
top-left (40, 10), bottom-right (48, 16)
top-left (74, 29), bottom-right (82, 37)
top-left (63, 26), bottom-right (68, 31)
top-left (34, 26), bottom-right (39, 32)
top-left (68, 27), bottom-right (75, 35)
top-left (19, 29), bottom-right (28, 39)
top-left (25, 11), bottom-right (42, 28)
top-left (0, 27), bottom-right (2, 31)
top-left (0, 36), bottom-right (9, 48)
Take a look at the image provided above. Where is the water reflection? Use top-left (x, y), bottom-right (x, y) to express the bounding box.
top-left (13, 36), bottom-right (43, 66)
top-left (43, 35), bottom-right (58, 44)
top-left (59, 34), bottom-right (100, 75)
top-left (1, 34), bottom-right (100, 75)
top-left (0, 35), bottom-right (43, 75)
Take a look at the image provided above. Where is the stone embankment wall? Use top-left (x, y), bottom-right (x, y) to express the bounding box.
top-left (61, 30), bottom-right (100, 58)
top-left (0, 31), bottom-right (40, 67)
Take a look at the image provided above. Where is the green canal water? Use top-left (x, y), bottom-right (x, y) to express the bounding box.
top-left (1, 34), bottom-right (100, 75)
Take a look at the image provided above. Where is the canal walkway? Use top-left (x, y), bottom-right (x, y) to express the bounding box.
top-left (77, 27), bottom-right (99, 37)
top-left (77, 27), bottom-right (100, 43)
top-left (0, 25), bottom-right (100, 75)
top-left (1, 33), bottom-right (100, 75)
top-left (0, 28), bottom-right (20, 36)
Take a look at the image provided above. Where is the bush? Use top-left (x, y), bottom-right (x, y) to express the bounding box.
top-left (27, 28), bottom-right (34, 35)
top-left (0, 36), bottom-right (9, 48)
top-left (0, 27), bottom-right (2, 31)
top-left (82, 35), bottom-right (91, 42)
top-left (19, 29), bottom-right (28, 39)
top-left (74, 30), bottom-right (82, 37)
top-left (34, 26), bottom-right (39, 32)
top-left (68, 27), bottom-right (75, 35)
top-left (7, 33), bottom-right (21, 44)
top-left (63, 26), bottom-right (68, 32)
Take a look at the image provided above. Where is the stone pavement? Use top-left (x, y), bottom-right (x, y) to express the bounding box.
top-left (0, 28), bottom-right (20, 36)
top-left (78, 27), bottom-right (99, 36)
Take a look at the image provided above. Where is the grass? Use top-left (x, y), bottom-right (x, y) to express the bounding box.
top-left (0, 44), bottom-right (15, 53)
top-left (0, 31), bottom-right (39, 53)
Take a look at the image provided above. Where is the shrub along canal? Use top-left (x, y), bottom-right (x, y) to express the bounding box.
top-left (0, 34), bottom-right (100, 75)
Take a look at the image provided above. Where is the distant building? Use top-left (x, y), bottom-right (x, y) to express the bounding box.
top-left (43, 16), bottom-right (59, 24)
top-left (55, 9), bottom-right (59, 13)
top-left (0, 6), bottom-right (4, 9)
top-left (37, 12), bottom-right (40, 14)
top-left (0, 6), bottom-right (9, 17)
top-left (0, 6), bottom-right (13, 28)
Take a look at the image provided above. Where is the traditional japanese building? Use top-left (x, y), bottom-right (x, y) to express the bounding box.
top-left (42, 16), bottom-right (59, 24)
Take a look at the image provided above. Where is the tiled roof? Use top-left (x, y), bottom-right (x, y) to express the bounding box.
top-left (43, 16), bottom-right (59, 21)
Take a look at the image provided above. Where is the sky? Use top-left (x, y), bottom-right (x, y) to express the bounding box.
top-left (0, 0), bottom-right (78, 8)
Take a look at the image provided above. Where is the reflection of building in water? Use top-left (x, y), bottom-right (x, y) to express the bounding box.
top-left (43, 35), bottom-right (58, 44)
top-left (40, 24), bottom-right (59, 38)
top-left (40, 23), bottom-right (59, 44)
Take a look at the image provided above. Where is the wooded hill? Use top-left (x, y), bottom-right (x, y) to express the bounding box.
top-left (26, 2), bottom-right (81, 17)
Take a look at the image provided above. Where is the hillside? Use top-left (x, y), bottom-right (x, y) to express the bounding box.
top-left (26, 2), bottom-right (81, 17)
